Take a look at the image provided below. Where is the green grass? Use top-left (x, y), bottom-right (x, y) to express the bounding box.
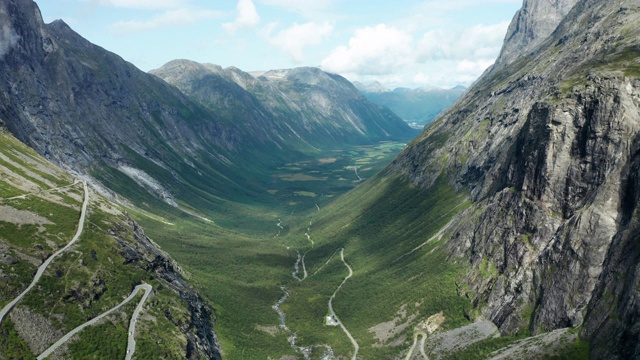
top-left (1, 191), bottom-right (82, 250)
top-left (0, 318), bottom-right (36, 360)
top-left (68, 322), bottom-right (128, 359)
top-left (0, 130), bottom-right (213, 358)
top-left (1, 131), bottom-right (476, 359)
top-left (131, 141), bottom-right (434, 359)
top-left (279, 173), bottom-right (472, 358)
top-left (138, 158), bottom-right (472, 358)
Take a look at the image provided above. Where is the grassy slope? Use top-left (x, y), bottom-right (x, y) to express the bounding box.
top-left (0, 131), bottom-right (206, 359)
top-left (280, 173), bottom-right (472, 359)
top-left (132, 141), bottom-right (434, 358)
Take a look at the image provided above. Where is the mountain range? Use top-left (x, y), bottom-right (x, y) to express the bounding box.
top-left (0, 0), bottom-right (415, 217)
top-left (151, 61), bottom-right (416, 148)
top-left (353, 81), bottom-right (466, 128)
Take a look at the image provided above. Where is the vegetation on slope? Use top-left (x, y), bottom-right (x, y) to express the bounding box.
top-left (0, 131), bottom-right (216, 359)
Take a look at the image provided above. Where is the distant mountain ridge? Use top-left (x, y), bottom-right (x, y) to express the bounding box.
top-left (150, 60), bottom-right (417, 148)
top-left (353, 82), bottom-right (466, 128)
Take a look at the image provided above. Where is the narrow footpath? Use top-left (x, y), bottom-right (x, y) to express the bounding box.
top-left (0, 181), bottom-right (89, 325)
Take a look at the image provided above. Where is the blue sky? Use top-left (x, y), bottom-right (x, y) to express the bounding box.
top-left (36, 0), bottom-right (522, 89)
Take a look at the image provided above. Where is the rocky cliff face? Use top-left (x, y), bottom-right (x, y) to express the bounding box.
top-left (0, 0), bottom-right (244, 169)
top-left (391, 0), bottom-right (640, 357)
top-left (150, 60), bottom-right (417, 148)
top-left (120, 217), bottom-right (222, 359)
top-left (494, 0), bottom-right (579, 68)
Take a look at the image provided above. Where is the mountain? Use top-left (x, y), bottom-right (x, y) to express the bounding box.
top-left (243, 0), bottom-right (639, 358)
top-left (150, 60), bottom-right (417, 148)
top-left (0, 0), bottom-right (415, 227)
top-left (0, 0), bottom-right (277, 216)
top-left (386, 0), bottom-right (640, 357)
top-left (0, 130), bottom-right (220, 359)
top-left (352, 81), bottom-right (391, 93)
top-left (494, 0), bottom-right (579, 68)
top-left (355, 83), bottom-right (466, 128)
top-left (5, 0), bottom-right (639, 358)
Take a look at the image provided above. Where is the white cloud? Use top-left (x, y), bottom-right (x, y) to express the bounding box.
top-left (258, 0), bottom-right (334, 18)
top-left (417, 21), bottom-right (509, 62)
top-left (90, 0), bottom-right (186, 10)
top-left (321, 24), bottom-right (413, 75)
top-left (457, 59), bottom-right (495, 75)
top-left (321, 20), bottom-right (510, 88)
top-left (111, 8), bottom-right (222, 34)
top-left (223, 0), bottom-right (260, 34)
top-left (417, 0), bottom-right (521, 11)
top-left (267, 22), bottom-right (333, 62)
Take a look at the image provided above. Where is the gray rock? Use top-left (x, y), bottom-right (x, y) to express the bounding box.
top-left (494, 0), bottom-right (579, 69)
top-left (0, 252), bottom-right (17, 265)
top-left (390, 0), bottom-right (640, 358)
top-left (425, 320), bottom-right (500, 359)
top-left (488, 328), bottom-right (577, 360)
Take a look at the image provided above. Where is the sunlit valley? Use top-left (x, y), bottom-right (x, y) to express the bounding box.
top-left (1, 0), bottom-right (640, 359)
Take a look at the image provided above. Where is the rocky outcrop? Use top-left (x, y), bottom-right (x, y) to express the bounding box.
top-left (494, 0), bottom-right (579, 68)
top-left (112, 216), bottom-right (222, 360)
top-left (391, 0), bottom-right (640, 358)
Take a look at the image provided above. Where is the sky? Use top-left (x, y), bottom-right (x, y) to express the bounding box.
top-left (36, 0), bottom-right (523, 89)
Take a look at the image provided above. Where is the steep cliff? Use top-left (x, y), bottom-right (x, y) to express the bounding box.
top-left (391, 0), bottom-right (640, 357)
top-left (494, 0), bottom-right (579, 68)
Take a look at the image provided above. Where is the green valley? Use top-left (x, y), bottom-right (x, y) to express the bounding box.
top-left (4, 0), bottom-right (640, 358)
top-left (127, 140), bottom-right (477, 359)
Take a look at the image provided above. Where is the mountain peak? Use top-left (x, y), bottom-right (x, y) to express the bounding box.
top-left (392, 1), bottom-right (640, 357)
top-left (494, 0), bottom-right (579, 68)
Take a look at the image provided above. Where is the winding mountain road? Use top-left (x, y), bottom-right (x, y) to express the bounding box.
top-left (327, 248), bottom-right (359, 360)
top-left (125, 284), bottom-right (153, 360)
top-left (37, 284), bottom-right (153, 360)
top-left (0, 181), bottom-right (88, 325)
top-left (2, 180), bottom-right (81, 201)
top-left (405, 331), bottom-right (429, 360)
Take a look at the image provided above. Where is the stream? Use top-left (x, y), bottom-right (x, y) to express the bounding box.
top-left (273, 286), bottom-right (334, 359)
